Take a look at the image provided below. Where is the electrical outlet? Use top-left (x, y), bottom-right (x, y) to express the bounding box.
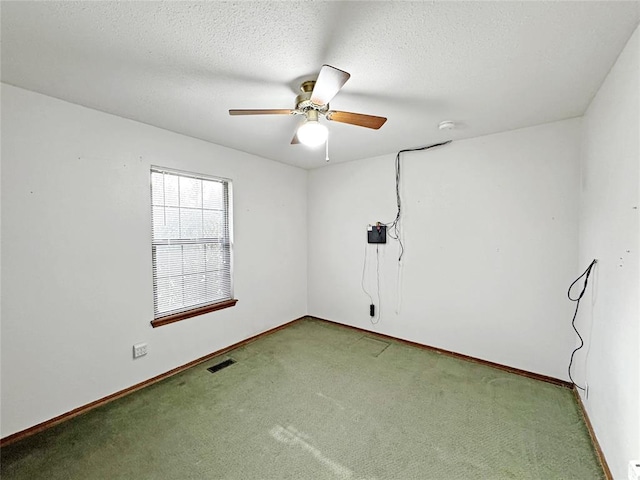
top-left (133, 343), bottom-right (148, 358)
top-left (629, 460), bottom-right (640, 480)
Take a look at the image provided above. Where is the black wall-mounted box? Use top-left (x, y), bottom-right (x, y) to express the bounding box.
top-left (367, 225), bottom-right (387, 244)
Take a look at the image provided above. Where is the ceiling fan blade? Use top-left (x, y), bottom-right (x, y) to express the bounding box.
top-left (310, 65), bottom-right (350, 106)
top-left (229, 109), bottom-right (294, 115)
top-left (325, 110), bottom-right (387, 129)
top-left (291, 132), bottom-right (300, 144)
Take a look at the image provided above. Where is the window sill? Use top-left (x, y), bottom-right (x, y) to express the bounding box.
top-left (151, 299), bottom-right (238, 328)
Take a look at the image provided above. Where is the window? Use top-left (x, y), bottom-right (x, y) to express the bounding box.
top-left (150, 167), bottom-right (236, 327)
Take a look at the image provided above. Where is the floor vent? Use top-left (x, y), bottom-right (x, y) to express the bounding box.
top-left (207, 358), bottom-right (236, 374)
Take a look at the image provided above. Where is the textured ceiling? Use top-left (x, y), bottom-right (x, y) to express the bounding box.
top-left (2, 1), bottom-right (639, 169)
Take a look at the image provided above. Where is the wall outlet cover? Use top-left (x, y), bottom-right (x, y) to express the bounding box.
top-left (133, 343), bottom-right (148, 358)
top-left (629, 460), bottom-right (640, 480)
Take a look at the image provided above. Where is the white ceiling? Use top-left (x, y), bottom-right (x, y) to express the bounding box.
top-left (2, 2), bottom-right (639, 169)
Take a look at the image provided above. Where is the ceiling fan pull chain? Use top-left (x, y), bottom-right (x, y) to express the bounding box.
top-left (325, 133), bottom-right (330, 162)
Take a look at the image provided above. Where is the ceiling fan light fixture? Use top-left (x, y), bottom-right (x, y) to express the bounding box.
top-left (229, 65), bottom-right (387, 148)
top-left (297, 119), bottom-right (328, 147)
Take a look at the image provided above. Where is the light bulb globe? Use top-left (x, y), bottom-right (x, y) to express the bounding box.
top-left (297, 120), bottom-right (328, 147)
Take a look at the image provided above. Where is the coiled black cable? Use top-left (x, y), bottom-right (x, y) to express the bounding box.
top-left (567, 259), bottom-right (597, 390)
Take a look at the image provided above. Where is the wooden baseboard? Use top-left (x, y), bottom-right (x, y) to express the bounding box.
top-left (572, 388), bottom-right (613, 480)
top-left (308, 315), bottom-right (573, 389)
top-left (0, 316), bottom-right (305, 447)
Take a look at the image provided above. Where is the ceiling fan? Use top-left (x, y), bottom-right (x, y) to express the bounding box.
top-left (229, 65), bottom-right (387, 147)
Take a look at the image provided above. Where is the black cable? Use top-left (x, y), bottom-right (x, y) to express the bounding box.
top-left (386, 140), bottom-right (452, 261)
top-left (567, 259), bottom-right (597, 390)
top-left (361, 244), bottom-right (374, 305)
top-left (362, 244), bottom-right (380, 325)
top-left (375, 244), bottom-right (381, 324)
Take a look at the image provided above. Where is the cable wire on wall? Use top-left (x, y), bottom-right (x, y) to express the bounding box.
top-left (364, 140), bottom-right (452, 323)
top-left (361, 243), bottom-right (381, 325)
top-left (567, 259), bottom-right (597, 390)
top-left (385, 140), bottom-right (452, 262)
top-left (361, 243), bottom-right (374, 305)
top-left (376, 245), bottom-right (381, 323)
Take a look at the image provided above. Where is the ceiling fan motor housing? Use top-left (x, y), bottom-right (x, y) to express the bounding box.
top-left (296, 81), bottom-right (329, 114)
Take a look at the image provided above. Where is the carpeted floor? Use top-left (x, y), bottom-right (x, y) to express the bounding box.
top-left (1, 317), bottom-right (604, 479)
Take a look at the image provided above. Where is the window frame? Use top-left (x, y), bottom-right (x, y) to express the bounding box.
top-left (149, 166), bottom-right (236, 328)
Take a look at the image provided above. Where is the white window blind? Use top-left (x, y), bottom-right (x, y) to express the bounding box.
top-left (150, 167), bottom-right (233, 319)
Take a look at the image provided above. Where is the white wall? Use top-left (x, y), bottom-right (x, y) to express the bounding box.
top-left (308, 119), bottom-right (581, 380)
top-left (578, 25), bottom-right (639, 480)
top-left (0, 84), bottom-right (308, 437)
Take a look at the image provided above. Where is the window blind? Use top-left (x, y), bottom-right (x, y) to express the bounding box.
top-left (150, 167), bottom-right (233, 319)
